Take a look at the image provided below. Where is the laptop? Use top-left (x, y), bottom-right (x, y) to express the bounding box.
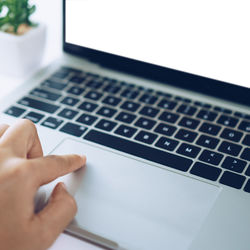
top-left (0, 0), bottom-right (249, 249)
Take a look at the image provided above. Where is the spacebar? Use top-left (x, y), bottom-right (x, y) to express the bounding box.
top-left (84, 130), bottom-right (193, 172)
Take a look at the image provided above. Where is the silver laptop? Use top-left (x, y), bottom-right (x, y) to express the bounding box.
top-left (0, 1), bottom-right (250, 249)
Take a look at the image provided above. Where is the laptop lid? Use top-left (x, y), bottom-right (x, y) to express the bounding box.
top-left (63, 0), bottom-right (250, 107)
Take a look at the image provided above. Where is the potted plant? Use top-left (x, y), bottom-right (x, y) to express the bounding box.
top-left (0, 0), bottom-right (46, 76)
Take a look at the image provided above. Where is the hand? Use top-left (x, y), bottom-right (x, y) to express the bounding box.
top-left (0, 119), bottom-right (86, 250)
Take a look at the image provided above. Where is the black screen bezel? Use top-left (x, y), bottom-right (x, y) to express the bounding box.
top-left (63, 0), bottom-right (250, 107)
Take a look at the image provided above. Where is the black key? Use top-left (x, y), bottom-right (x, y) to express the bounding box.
top-left (60, 122), bottom-right (87, 137)
top-left (41, 79), bottom-right (67, 91)
top-left (103, 84), bottom-right (121, 94)
top-left (120, 101), bottom-right (140, 112)
top-left (155, 137), bottom-right (179, 151)
top-left (217, 115), bottom-right (239, 128)
top-left (154, 123), bottom-right (177, 136)
top-left (85, 91), bottom-right (103, 101)
top-left (219, 171), bottom-right (246, 189)
top-left (177, 143), bottom-right (201, 158)
top-left (134, 117), bottom-right (156, 130)
top-left (121, 89), bottom-right (139, 99)
top-left (86, 80), bottom-right (103, 89)
top-left (194, 102), bottom-right (211, 109)
top-left (199, 150), bottom-right (223, 165)
top-left (214, 106), bottom-right (232, 114)
top-left (135, 131), bottom-right (158, 145)
top-left (190, 162), bottom-right (222, 181)
top-left (41, 117), bottom-right (64, 129)
top-left (61, 97), bottom-right (79, 106)
top-left (78, 101), bottom-right (98, 112)
top-left (84, 130), bottom-right (193, 172)
top-left (246, 165), bottom-right (250, 176)
top-left (67, 86), bottom-right (85, 96)
top-left (196, 135), bottom-right (219, 149)
top-left (222, 157), bottom-right (247, 173)
top-left (159, 111), bottom-right (179, 124)
top-left (18, 97), bottom-right (59, 114)
top-left (69, 75), bottom-right (86, 84)
top-left (178, 117), bottom-right (200, 130)
top-left (24, 111), bottom-right (44, 123)
top-left (240, 148), bottom-right (250, 161)
top-left (139, 94), bottom-right (158, 105)
top-left (96, 106), bottom-right (117, 118)
top-left (115, 112), bottom-right (136, 124)
top-left (199, 122), bottom-right (221, 136)
top-left (242, 135), bottom-right (250, 146)
top-left (218, 141), bottom-right (242, 156)
top-left (177, 105), bottom-right (197, 116)
top-left (139, 106), bottom-right (160, 118)
top-left (175, 129), bottom-right (198, 143)
top-left (197, 110), bottom-right (218, 122)
top-left (58, 108), bottom-right (78, 120)
top-left (114, 125), bottom-right (137, 138)
top-left (77, 114), bottom-right (98, 126)
top-left (4, 106), bottom-right (26, 117)
top-left (95, 119), bottom-right (117, 132)
top-left (158, 99), bottom-right (177, 110)
top-left (30, 88), bottom-right (61, 101)
top-left (102, 96), bottom-right (121, 106)
top-left (238, 120), bottom-right (250, 132)
top-left (220, 128), bottom-right (243, 142)
top-left (244, 179), bottom-right (250, 193)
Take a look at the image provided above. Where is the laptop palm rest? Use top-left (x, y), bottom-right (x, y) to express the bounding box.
top-left (37, 139), bottom-right (220, 250)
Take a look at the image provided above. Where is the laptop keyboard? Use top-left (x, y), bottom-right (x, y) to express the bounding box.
top-left (4, 66), bottom-right (250, 193)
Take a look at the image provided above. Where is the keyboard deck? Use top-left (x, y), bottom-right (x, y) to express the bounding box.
top-left (4, 66), bottom-right (250, 193)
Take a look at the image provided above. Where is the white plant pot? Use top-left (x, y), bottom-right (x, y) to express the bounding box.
top-left (0, 23), bottom-right (46, 76)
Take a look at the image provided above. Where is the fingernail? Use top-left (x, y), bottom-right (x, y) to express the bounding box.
top-left (60, 182), bottom-right (67, 190)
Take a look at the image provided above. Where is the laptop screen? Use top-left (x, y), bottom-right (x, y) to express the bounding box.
top-left (65, 0), bottom-right (249, 89)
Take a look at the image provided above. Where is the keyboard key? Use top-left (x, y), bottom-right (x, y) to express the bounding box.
top-left (60, 66), bottom-right (82, 74)
top-left (159, 111), bottom-right (179, 124)
top-left (114, 125), bottom-right (137, 138)
top-left (214, 106), bottom-right (232, 114)
top-left (69, 75), bottom-right (86, 84)
top-left (78, 101), bottom-right (98, 112)
top-left (238, 120), bottom-right (250, 132)
top-left (217, 115), bottom-right (239, 128)
top-left (120, 89), bottom-right (139, 99)
top-left (240, 148), bottom-right (250, 161)
top-left (30, 88), bottom-right (61, 101)
top-left (244, 179), bottom-right (250, 193)
top-left (4, 106), bottom-right (26, 117)
top-left (67, 86), bottom-right (85, 96)
top-left (41, 117), bottom-right (64, 129)
top-left (196, 110), bottom-right (218, 121)
top-left (196, 135), bottom-right (219, 149)
top-left (134, 117), bottom-right (156, 130)
top-left (177, 104), bottom-right (197, 116)
top-left (77, 114), bottom-right (98, 126)
top-left (246, 165), bottom-right (250, 176)
top-left (24, 111), bottom-right (44, 123)
top-left (41, 79), bottom-right (67, 91)
top-left (154, 123), bottom-right (177, 136)
top-left (190, 162), bottom-right (222, 181)
top-left (120, 101), bottom-right (140, 112)
top-left (139, 106), bottom-right (160, 118)
top-left (194, 102), bottom-right (211, 109)
top-left (85, 91), bottom-right (103, 101)
top-left (52, 70), bottom-right (70, 79)
top-left (115, 112), bottom-right (136, 124)
top-left (18, 97), bottom-right (59, 114)
top-left (95, 119), bottom-right (117, 132)
top-left (222, 157), bottom-right (247, 173)
top-left (199, 150), bottom-right (223, 165)
top-left (103, 84), bottom-right (121, 94)
top-left (61, 97), bottom-right (79, 106)
top-left (86, 80), bottom-right (103, 89)
top-left (218, 141), bottom-right (242, 156)
top-left (135, 131), bottom-right (158, 144)
top-left (84, 130), bottom-right (193, 172)
top-left (102, 95), bottom-right (121, 106)
top-left (155, 137), bottom-right (179, 151)
top-left (58, 108), bottom-right (78, 120)
top-left (199, 122), bottom-right (221, 136)
top-left (158, 99), bottom-right (177, 110)
top-left (175, 129), bottom-right (198, 143)
top-left (219, 171), bottom-right (246, 189)
top-left (96, 106), bottom-right (117, 118)
top-left (60, 122), bottom-right (87, 137)
top-left (176, 143), bottom-right (201, 158)
top-left (242, 135), bottom-right (250, 146)
top-left (178, 117), bottom-right (200, 130)
top-left (220, 128), bottom-right (243, 142)
top-left (139, 94), bottom-right (158, 105)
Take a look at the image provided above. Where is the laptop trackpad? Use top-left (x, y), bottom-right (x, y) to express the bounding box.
top-left (46, 139), bottom-right (220, 250)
